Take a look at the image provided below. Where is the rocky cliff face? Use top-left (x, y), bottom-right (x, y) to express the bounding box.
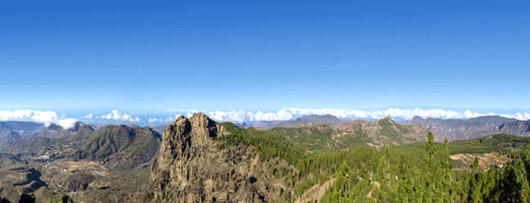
top-left (149, 113), bottom-right (282, 202)
top-left (500, 120), bottom-right (530, 135)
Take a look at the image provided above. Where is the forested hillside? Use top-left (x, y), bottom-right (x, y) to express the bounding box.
top-left (216, 121), bottom-right (530, 202)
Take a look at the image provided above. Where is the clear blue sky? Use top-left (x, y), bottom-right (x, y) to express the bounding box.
top-left (1, 0), bottom-right (530, 116)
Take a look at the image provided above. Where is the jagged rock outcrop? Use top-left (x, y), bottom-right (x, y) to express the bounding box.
top-left (149, 113), bottom-right (281, 202)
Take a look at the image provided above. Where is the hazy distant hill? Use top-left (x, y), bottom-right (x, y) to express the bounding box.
top-left (0, 121), bottom-right (43, 138)
top-left (0, 121), bottom-right (45, 150)
top-left (244, 114), bottom-right (344, 129)
top-left (399, 116), bottom-right (530, 140)
top-left (33, 122), bottom-right (95, 140)
top-left (150, 125), bottom-right (168, 135)
top-left (0, 124), bottom-right (21, 141)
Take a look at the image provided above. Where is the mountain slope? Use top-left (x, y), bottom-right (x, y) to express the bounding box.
top-left (246, 114), bottom-right (344, 129)
top-left (76, 125), bottom-right (161, 169)
top-left (268, 117), bottom-right (428, 151)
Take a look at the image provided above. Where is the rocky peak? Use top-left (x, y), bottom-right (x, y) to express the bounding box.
top-left (69, 122), bottom-right (94, 132)
top-left (149, 113), bottom-right (279, 202)
top-left (411, 116), bottom-right (426, 124)
top-left (46, 123), bottom-right (63, 131)
top-left (155, 113), bottom-right (223, 167)
top-left (190, 113), bottom-right (220, 138)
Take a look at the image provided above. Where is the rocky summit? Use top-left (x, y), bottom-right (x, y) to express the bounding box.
top-left (149, 113), bottom-right (283, 202)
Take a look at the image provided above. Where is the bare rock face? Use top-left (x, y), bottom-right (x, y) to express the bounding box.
top-left (500, 120), bottom-right (530, 136)
top-left (149, 113), bottom-right (278, 202)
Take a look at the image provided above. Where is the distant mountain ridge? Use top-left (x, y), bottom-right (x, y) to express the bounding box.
top-left (400, 116), bottom-right (530, 140)
top-left (499, 120), bottom-right (530, 135)
top-left (0, 121), bottom-right (44, 138)
top-left (266, 116), bottom-right (429, 151)
top-left (243, 114), bottom-right (345, 129)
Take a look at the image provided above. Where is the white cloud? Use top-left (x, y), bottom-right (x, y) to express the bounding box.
top-left (147, 114), bottom-right (185, 124)
top-left (247, 110), bottom-right (293, 121)
top-left (287, 108), bottom-right (464, 120)
top-left (500, 112), bottom-right (530, 120)
top-left (56, 118), bottom-right (78, 129)
top-left (148, 118), bottom-right (159, 124)
top-left (203, 110), bottom-right (294, 124)
top-left (96, 110), bottom-right (140, 122)
top-left (0, 110), bottom-right (77, 129)
top-left (84, 113), bottom-right (93, 119)
top-left (208, 110), bottom-right (247, 124)
top-left (147, 118), bottom-right (159, 123)
top-left (464, 110), bottom-right (495, 119)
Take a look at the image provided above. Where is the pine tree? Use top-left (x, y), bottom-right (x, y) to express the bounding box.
top-left (471, 156), bottom-right (480, 170)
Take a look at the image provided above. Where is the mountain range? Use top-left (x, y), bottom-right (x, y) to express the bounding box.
top-left (399, 115), bottom-right (530, 140)
top-left (1, 114), bottom-right (530, 202)
top-left (242, 114), bottom-right (344, 129)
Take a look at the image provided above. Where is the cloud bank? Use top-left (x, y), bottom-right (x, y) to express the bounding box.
top-left (86, 110), bottom-right (140, 122)
top-left (148, 115), bottom-right (180, 124)
top-left (0, 110), bottom-right (77, 129)
top-left (161, 108), bottom-right (530, 124)
top-left (81, 108), bottom-right (530, 125)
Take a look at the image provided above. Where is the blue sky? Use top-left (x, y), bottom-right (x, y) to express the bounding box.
top-left (1, 1), bottom-right (530, 125)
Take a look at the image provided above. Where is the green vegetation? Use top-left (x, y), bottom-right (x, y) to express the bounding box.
top-left (268, 127), bottom-right (338, 152)
top-left (218, 123), bottom-right (307, 164)
top-left (217, 123), bottom-right (530, 202)
top-left (450, 134), bottom-right (530, 154)
top-left (377, 118), bottom-right (413, 144)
